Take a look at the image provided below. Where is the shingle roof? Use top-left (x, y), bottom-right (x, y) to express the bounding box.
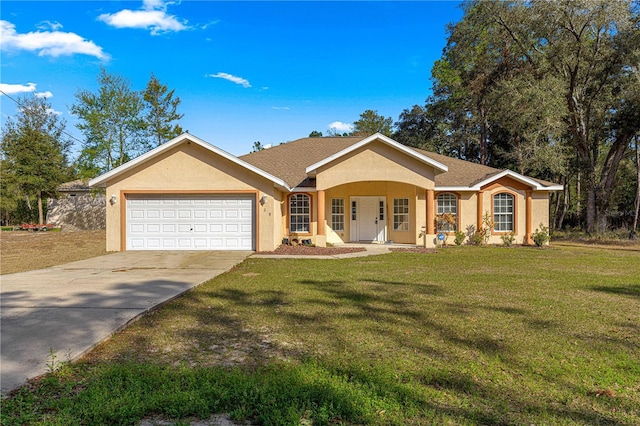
top-left (240, 136), bottom-right (558, 190)
top-left (58, 179), bottom-right (92, 192)
top-left (240, 137), bottom-right (361, 188)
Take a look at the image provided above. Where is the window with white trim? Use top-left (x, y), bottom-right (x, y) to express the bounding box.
top-left (289, 194), bottom-right (310, 233)
top-left (331, 198), bottom-right (344, 231)
top-left (393, 198), bottom-right (409, 231)
top-left (493, 193), bottom-right (514, 232)
top-left (436, 193), bottom-right (458, 232)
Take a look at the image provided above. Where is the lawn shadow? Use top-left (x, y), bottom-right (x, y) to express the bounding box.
top-left (590, 283), bottom-right (640, 298)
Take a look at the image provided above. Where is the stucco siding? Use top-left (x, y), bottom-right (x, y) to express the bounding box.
top-left (104, 143), bottom-right (281, 251)
top-left (315, 141), bottom-right (436, 191)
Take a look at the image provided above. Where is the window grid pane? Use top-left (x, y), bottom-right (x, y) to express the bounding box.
top-left (393, 198), bottom-right (409, 231)
top-left (436, 193), bottom-right (458, 232)
top-left (331, 198), bottom-right (344, 231)
top-left (493, 193), bottom-right (514, 232)
top-left (290, 194), bottom-right (310, 233)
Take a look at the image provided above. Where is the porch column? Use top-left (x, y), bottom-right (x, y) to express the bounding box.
top-left (426, 189), bottom-right (435, 234)
top-left (317, 190), bottom-right (326, 236)
top-left (477, 190), bottom-right (484, 230)
top-left (525, 190), bottom-right (533, 245)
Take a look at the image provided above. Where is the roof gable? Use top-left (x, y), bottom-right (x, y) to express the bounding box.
top-left (305, 133), bottom-right (448, 176)
top-left (89, 133), bottom-right (290, 190)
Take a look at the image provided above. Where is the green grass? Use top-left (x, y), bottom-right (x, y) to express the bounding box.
top-left (3, 245), bottom-right (639, 425)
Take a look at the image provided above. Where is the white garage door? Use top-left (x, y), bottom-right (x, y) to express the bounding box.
top-left (126, 194), bottom-right (254, 250)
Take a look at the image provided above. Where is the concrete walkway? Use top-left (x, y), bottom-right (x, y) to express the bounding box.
top-left (251, 243), bottom-right (412, 259)
top-left (0, 251), bottom-right (250, 396)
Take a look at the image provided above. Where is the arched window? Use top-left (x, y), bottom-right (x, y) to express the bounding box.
top-left (436, 193), bottom-right (458, 232)
top-left (289, 194), bottom-right (310, 233)
top-left (493, 193), bottom-right (514, 232)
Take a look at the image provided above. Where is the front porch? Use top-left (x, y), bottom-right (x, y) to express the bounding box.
top-left (286, 182), bottom-right (439, 248)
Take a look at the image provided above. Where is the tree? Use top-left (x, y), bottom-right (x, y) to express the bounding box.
top-left (72, 68), bottom-right (147, 176)
top-left (309, 130), bottom-right (323, 137)
top-left (394, 105), bottom-right (434, 150)
top-left (488, 0), bottom-right (640, 233)
top-left (352, 110), bottom-right (394, 137)
top-left (251, 141), bottom-right (264, 152)
top-left (1, 95), bottom-right (72, 224)
top-left (426, 0), bottom-right (640, 233)
top-left (143, 73), bottom-right (184, 146)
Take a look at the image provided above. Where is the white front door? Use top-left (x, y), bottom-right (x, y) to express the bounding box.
top-left (351, 197), bottom-right (386, 242)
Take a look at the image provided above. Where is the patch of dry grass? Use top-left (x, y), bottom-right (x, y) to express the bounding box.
top-left (0, 230), bottom-right (107, 274)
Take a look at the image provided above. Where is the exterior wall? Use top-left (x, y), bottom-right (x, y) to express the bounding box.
top-left (482, 188), bottom-right (527, 245)
top-left (454, 192), bottom-right (477, 239)
top-left (451, 181), bottom-right (551, 245)
top-left (531, 192), bottom-right (550, 234)
top-left (315, 141), bottom-right (436, 191)
top-left (104, 142), bottom-right (283, 251)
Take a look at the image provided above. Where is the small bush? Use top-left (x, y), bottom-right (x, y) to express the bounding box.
top-left (532, 224), bottom-right (550, 247)
top-left (454, 230), bottom-right (466, 246)
top-left (500, 232), bottom-right (516, 247)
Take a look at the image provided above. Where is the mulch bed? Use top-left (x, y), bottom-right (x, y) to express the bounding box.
top-left (255, 245), bottom-right (366, 256)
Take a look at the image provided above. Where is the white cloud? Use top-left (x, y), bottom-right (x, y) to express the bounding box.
top-left (206, 72), bottom-right (251, 88)
top-left (0, 20), bottom-right (109, 60)
top-left (0, 82), bottom-right (37, 95)
top-left (37, 21), bottom-right (63, 31)
top-left (35, 91), bottom-right (53, 99)
top-left (328, 121), bottom-right (354, 133)
top-left (98, 0), bottom-right (188, 35)
top-left (272, 106), bottom-right (290, 110)
top-left (0, 83), bottom-right (53, 99)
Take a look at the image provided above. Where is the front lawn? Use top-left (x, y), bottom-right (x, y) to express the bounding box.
top-left (0, 230), bottom-right (107, 274)
top-left (3, 245), bottom-right (639, 425)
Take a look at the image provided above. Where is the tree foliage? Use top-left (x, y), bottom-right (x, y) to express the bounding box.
top-left (352, 110), bottom-right (394, 137)
top-left (405, 0), bottom-right (640, 233)
top-left (72, 68), bottom-right (147, 176)
top-left (1, 96), bottom-right (72, 224)
top-left (143, 73), bottom-right (184, 146)
top-left (72, 69), bottom-right (185, 176)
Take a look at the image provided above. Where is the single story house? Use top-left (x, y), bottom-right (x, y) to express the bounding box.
top-left (89, 132), bottom-right (562, 251)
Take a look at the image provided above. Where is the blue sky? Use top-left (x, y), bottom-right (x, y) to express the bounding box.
top-left (1, 1), bottom-right (463, 157)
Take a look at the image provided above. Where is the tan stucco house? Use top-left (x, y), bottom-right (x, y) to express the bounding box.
top-left (89, 132), bottom-right (562, 251)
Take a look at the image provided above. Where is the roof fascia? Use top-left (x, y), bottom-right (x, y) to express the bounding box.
top-left (305, 133), bottom-right (448, 176)
top-left (88, 133), bottom-right (291, 191)
top-left (471, 170), bottom-right (562, 191)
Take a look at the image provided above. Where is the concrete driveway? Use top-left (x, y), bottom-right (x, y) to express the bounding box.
top-left (0, 250), bottom-right (250, 396)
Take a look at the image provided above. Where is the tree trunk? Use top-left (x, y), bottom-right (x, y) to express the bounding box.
top-left (480, 105), bottom-right (488, 166)
top-left (37, 192), bottom-right (44, 225)
top-left (633, 135), bottom-right (640, 232)
top-left (593, 131), bottom-right (633, 233)
top-left (555, 175), bottom-right (570, 230)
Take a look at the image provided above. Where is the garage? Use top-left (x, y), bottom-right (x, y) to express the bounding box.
top-left (126, 194), bottom-right (255, 250)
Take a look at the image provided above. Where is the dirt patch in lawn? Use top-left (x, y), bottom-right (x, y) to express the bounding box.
top-left (0, 230), bottom-right (107, 274)
top-left (255, 244), bottom-right (365, 256)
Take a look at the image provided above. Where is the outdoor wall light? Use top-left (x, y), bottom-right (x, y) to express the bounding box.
top-left (110, 194), bottom-right (117, 205)
top-left (260, 195), bottom-right (268, 205)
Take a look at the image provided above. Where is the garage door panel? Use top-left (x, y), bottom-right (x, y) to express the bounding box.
top-left (127, 194), bottom-right (254, 250)
top-left (193, 224), bottom-right (207, 233)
